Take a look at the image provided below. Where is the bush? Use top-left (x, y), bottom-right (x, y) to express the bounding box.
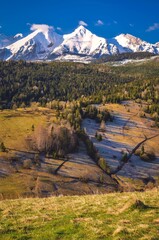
top-left (96, 133), bottom-right (102, 141)
top-left (135, 145), bottom-right (156, 162)
top-left (121, 152), bottom-right (128, 163)
top-left (140, 151), bottom-right (156, 162)
top-left (0, 142), bottom-right (6, 152)
top-left (98, 158), bottom-right (110, 174)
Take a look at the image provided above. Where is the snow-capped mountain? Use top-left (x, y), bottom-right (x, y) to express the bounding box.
top-left (0, 25), bottom-right (159, 61)
top-left (50, 26), bottom-right (118, 58)
top-left (110, 34), bottom-right (158, 54)
top-left (0, 27), bottom-right (63, 60)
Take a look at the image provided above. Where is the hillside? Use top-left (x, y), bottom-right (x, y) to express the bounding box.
top-left (1, 59), bottom-right (159, 110)
top-left (0, 190), bottom-right (159, 239)
top-left (0, 59), bottom-right (159, 198)
top-left (0, 106), bottom-right (118, 199)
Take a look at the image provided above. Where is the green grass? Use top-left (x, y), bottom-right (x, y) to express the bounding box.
top-left (0, 190), bottom-right (159, 240)
top-left (0, 108), bottom-right (56, 150)
top-left (0, 173), bottom-right (36, 199)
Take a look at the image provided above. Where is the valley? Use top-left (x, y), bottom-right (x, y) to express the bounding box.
top-left (0, 99), bottom-right (158, 199)
top-left (1, 1), bottom-right (159, 239)
top-left (0, 57), bottom-right (159, 240)
top-left (0, 106), bottom-right (118, 199)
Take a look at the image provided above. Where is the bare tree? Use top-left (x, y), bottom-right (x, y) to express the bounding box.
top-left (110, 134), bottom-right (159, 175)
top-left (26, 123), bottom-right (78, 156)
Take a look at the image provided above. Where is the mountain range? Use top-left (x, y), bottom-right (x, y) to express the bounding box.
top-left (0, 25), bottom-right (159, 62)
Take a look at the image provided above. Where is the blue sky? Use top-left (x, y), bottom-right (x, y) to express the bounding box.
top-left (0, 0), bottom-right (159, 43)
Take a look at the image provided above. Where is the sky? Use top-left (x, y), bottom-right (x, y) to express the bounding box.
top-left (0, 0), bottom-right (159, 43)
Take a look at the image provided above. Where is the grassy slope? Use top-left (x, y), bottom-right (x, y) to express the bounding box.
top-left (0, 190), bottom-right (159, 240)
top-left (0, 107), bottom-right (56, 150)
top-left (0, 107), bottom-right (117, 199)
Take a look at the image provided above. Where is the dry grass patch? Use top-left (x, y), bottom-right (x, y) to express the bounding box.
top-left (0, 108), bottom-right (56, 150)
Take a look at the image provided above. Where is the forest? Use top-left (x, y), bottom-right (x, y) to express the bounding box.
top-left (0, 59), bottom-right (159, 123)
top-left (95, 52), bottom-right (156, 63)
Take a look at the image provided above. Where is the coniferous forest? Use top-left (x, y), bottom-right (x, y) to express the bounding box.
top-left (0, 59), bottom-right (159, 120)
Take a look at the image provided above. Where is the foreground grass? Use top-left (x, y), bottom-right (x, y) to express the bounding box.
top-left (0, 191), bottom-right (159, 240)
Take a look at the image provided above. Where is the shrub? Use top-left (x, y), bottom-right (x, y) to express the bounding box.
top-left (95, 131), bottom-right (102, 141)
top-left (98, 157), bottom-right (110, 174)
top-left (31, 124), bottom-right (35, 131)
top-left (140, 151), bottom-right (156, 162)
top-left (121, 152), bottom-right (128, 162)
top-left (135, 145), bottom-right (156, 162)
top-left (99, 174), bottom-right (104, 183)
top-left (0, 142), bottom-right (6, 152)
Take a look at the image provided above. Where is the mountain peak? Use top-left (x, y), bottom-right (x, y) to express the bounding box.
top-left (74, 25), bottom-right (89, 35)
top-left (0, 25), bottom-right (158, 61)
top-left (115, 33), bottom-right (144, 43)
top-left (77, 25), bottom-right (87, 30)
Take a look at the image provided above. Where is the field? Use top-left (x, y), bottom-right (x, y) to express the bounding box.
top-left (0, 100), bottom-right (159, 198)
top-left (0, 52), bottom-right (159, 240)
top-left (0, 107), bottom-right (117, 199)
top-left (83, 101), bottom-right (159, 183)
top-left (0, 107), bottom-right (56, 150)
top-left (0, 190), bottom-right (159, 240)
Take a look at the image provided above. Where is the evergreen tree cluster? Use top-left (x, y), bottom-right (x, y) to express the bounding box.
top-left (0, 60), bottom-right (159, 121)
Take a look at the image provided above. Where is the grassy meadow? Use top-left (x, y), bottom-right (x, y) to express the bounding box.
top-left (0, 107), bottom-right (56, 150)
top-left (0, 190), bottom-right (159, 240)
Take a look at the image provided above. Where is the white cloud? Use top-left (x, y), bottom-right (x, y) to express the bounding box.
top-left (146, 23), bottom-right (159, 32)
top-left (30, 24), bottom-right (54, 32)
top-left (78, 20), bottom-right (88, 27)
top-left (129, 23), bottom-right (134, 27)
top-left (57, 27), bottom-right (62, 31)
top-left (95, 20), bottom-right (104, 26)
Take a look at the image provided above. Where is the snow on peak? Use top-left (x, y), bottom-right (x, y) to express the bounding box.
top-left (52, 25), bottom-right (112, 57)
top-left (5, 27), bottom-right (63, 60)
top-left (64, 25), bottom-right (91, 40)
top-left (0, 25), bottom-right (159, 61)
top-left (112, 33), bottom-right (156, 53)
top-left (115, 33), bottom-right (143, 46)
top-left (76, 25), bottom-right (87, 32)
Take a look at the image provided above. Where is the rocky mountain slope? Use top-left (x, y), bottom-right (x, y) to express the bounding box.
top-left (0, 25), bottom-right (158, 61)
